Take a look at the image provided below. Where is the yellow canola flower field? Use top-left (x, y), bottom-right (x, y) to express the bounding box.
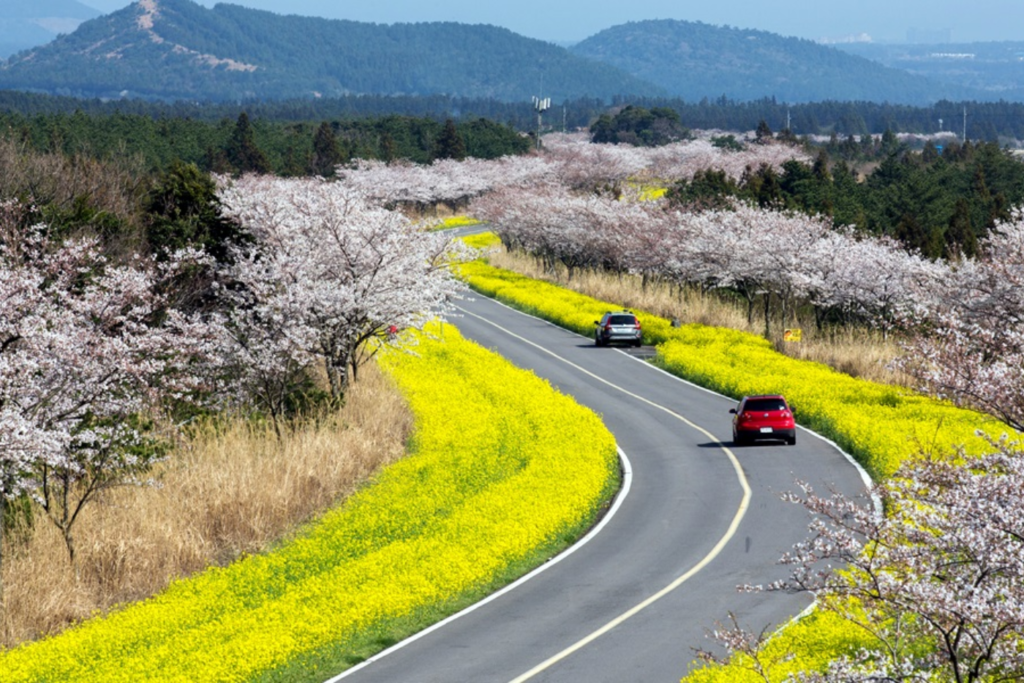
top-left (459, 255), bottom-right (1001, 480)
top-left (432, 215), bottom-right (482, 230)
top-left (0, 324), bottom-right (619, 683)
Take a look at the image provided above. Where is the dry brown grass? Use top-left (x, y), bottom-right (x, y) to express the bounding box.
top-left (1, 362), bottom-right (412, 647)
top-left (489, 248), bottom-right (910, 386)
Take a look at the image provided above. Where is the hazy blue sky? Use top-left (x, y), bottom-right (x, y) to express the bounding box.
top-left (80, 0), bottom-right (1024, 45)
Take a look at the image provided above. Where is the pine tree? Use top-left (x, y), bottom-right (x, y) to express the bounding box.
top-left (944, 198), bottom-right (978, 260)
top-left (896, 212), bottom-right (941, 259)
top-left (433, 118), bottom-right (466, 160)
top-left (379, 133), bottom-right (397, 162)
top-left (309, 121), bottom-right (342, 177)
top-left (226, 112), bottom-right (270, 175)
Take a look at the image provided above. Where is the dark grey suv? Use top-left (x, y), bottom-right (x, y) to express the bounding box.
top-left (594, 311), bottom-right (642, 347)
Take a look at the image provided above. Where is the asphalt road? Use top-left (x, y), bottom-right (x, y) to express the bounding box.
top-left (331, 293), bottom-right (871, 683)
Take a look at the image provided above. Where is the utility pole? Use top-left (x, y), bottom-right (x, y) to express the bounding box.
top-left (963, 106), bottom-right (967, 142)
top-left (532, 95), bottom-right (550, 150)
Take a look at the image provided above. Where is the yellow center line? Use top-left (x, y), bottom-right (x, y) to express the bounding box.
top-left (454, 305), bottom-right (752, 682)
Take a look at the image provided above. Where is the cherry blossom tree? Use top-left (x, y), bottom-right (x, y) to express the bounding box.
top-left (473, 183), bottom-right (635, 280)
top-left (699, 438), bottom-right (1024, 682)
top-left (801, 231), bottom-right (947, 339)
top-left (0, 202), bottom-right (219, 591)
top-left (897, 212), bottom-right (1024, 431)
top-left (793, 442), bottom-right (1024, 682)
top-left (336, 155), bottom-right (554, 212)
top-left (216, 175), bottom-right (469, 428)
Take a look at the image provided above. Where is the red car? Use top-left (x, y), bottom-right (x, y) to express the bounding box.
top-left (730, 395), bottom-right (796, 445)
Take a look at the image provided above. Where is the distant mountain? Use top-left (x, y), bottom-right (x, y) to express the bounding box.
top-left (835, 41), bottom-right (1024, 101)
top-left (0, 0), bottom-right (661, 102)
top-left (0, 0), bottom-right (99, 59)
top-left (571, 20), bottom-right (981, 105)
top-left (0, 3), bottom-right (998, 106)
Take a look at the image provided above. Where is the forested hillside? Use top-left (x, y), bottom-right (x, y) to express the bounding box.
top-left (571, 20), bottom-right (979, 105)
top-left (0, 0), bottom-right (659, 102)
top-left (0, 0), bottom-right (993, 106)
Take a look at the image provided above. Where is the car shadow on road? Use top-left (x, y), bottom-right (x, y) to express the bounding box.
top-left (699, 441), bottom-right (788, 448)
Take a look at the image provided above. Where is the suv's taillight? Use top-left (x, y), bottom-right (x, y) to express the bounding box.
top-left (634, 319), bottom-right (642, 329)
top-left (605, 322), bottom-right (613, 330)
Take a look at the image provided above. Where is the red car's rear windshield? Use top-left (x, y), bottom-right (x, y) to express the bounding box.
top-left (608, 315), bottom-right (636, 325)
top-left (743, 398), bottom-right (787, 412)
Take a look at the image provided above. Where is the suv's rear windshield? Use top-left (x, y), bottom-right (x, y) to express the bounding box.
top-left (744, 398), bottom-right (787, 412)
top-left (608, 315), bottom-right (636, 325)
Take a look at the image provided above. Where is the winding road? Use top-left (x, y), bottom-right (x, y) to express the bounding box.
top-left (331, 292), bottom-right (870, 683)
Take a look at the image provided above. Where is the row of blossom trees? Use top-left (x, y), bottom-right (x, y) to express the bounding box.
top-left (336, 132), bottom-right (811, 212)
top-left (897, 214), bottom-right (1024, 431)
top-left (0, 176), bottom-right (468, 601)
top-left (336, 133), bottom-right (945, 339)
top-left (472, 185), bottom-right (946, 338)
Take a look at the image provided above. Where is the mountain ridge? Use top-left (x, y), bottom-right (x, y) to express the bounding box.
top-left (570, 19), bottom-right (979, 105)
top-left (0, 0), bottom-right (661, 101)
top-left (0, 1), bottom-right (995, 105)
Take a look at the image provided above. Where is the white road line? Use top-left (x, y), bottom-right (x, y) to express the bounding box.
top-left (449, 306), bottom-right (753, 682)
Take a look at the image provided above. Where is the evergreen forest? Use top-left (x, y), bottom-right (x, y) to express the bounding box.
top-left (4, 90), bottom-right (1024, 143)
top-left (0, 109), bottom-right (530, 174)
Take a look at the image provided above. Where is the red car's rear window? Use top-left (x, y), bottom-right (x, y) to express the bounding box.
top-left (743, 398), bottom-right (787, 412)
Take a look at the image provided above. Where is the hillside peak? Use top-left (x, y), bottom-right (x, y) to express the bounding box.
top-left (0, 1), bottom-right (658, 102)
top-left (54, 0), bottom-right (261, 73)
